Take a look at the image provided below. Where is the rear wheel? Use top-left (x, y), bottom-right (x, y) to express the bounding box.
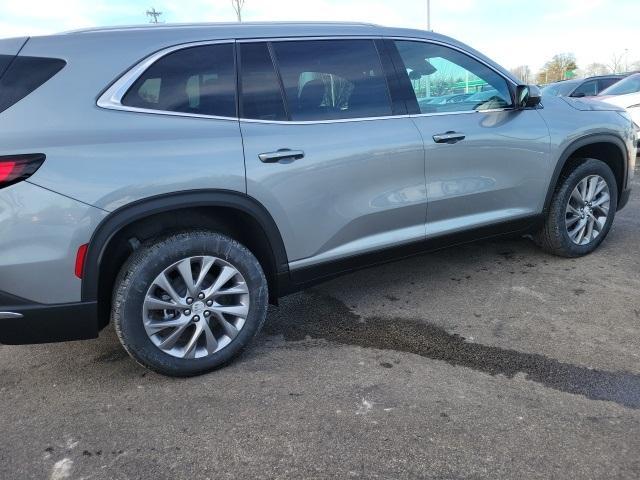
top-left (112, 231), bottom-right (268, 377)
top-left (535, 158), bottom-right (617, 257)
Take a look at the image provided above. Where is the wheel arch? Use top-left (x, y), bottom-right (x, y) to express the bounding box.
top-left (81, 190), bottom-right (289, 327)
top-left (544, 133), bottom-right (628, 213)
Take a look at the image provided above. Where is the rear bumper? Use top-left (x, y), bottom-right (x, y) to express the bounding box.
top-left (0, 291), bottom-right (98, 344)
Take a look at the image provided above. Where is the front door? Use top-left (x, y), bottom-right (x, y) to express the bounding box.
top-left (239, 40), bottom-right (426, 271)
top-left (391, 40), bottom-right (550, 238)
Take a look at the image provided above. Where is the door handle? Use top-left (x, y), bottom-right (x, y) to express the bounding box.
top-left (432, 131), bottom-right (466, 144)
top-left (258, 149), bottom-right (305, 163)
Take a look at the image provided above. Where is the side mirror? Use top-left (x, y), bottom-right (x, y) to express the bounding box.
top-left (516, 85), bottom-right (542, 109)
top-left (572, 92), bottom-right (586, 98)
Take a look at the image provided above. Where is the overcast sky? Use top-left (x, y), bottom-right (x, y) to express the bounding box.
top-left (0, 0), bottom-right (637, 72)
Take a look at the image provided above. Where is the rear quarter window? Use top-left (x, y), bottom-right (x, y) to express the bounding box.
top-left (121, 44), bottom-right (237, 118)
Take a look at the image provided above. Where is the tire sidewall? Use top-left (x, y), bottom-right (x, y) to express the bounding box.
top-left (114, 231), bottom-right (268, 376)
top-left (552, 159), bottom-right (618, 256)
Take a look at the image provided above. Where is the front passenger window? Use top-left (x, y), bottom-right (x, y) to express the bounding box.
top-left (393, 41), bottom-right (513, 114)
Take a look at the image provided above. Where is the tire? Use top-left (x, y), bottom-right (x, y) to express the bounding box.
top-left (535, 158), bottom-right (618, 257)
top-left (112, 230), bottom-right (268, 377)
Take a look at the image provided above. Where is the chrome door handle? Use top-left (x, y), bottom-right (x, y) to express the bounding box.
top-left (258, 149), bottom-right (305, 163)
top-left (432, 131), bottom-right (466, 144)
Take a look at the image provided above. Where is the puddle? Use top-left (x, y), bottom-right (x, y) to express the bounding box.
top-left (264, 291), bottom-right (640, 410)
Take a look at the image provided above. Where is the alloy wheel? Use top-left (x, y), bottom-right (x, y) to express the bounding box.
top-left (142, 256), bottom-right (250, 359)
top-left (565, 174), bottom-right (611, 246)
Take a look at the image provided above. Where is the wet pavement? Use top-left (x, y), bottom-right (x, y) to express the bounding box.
top-left (1, 166), bottom-right (639, 479)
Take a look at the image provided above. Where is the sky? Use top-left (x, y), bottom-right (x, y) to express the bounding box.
top-left (0, 0), bottom-right (638, 74)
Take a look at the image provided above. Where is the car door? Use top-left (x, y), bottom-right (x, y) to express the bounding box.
top-left (389, 39), bottom-right (550, 238)
top-left (239, 39), bottom-right (426, 274)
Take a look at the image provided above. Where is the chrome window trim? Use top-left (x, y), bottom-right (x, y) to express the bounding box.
top-left (96, 35), bottom-right (517, 124)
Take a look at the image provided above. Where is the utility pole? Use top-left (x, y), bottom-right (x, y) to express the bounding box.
top-left (146, 7), bottom-right (163, 24)
top-left (427, 0), bottom-right (432, 31)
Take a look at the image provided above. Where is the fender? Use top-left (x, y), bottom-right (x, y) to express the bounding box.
top-left (543, 133), bottom-right (628, 213)
top-left (81, 189), bottom-right (289, 302)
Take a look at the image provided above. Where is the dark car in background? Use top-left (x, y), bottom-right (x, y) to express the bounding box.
top-left (542, 75), bottom-right (627, 98)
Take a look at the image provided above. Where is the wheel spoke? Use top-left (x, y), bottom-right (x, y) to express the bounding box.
top-left (158, 321), bottom-right (192, 350)
top-left (594, 178), bottom-right (607, 197)
top-left (205, 266), bottom-right (239, 297)
top-left (212, 304), bottom-right (249, 319)
top-left (216, 283), bottom-right (249, 297)
top-left (566, 204), bottom-right (581, 216)
top-left (176, 258), bottom-right (197, 297)
top-left (182, 324), bottom-right (203, 359)
top-left (585, 176), bottom-right (597, 202)
top-left (194, 257), bottom-right (216, 292)
top-left (565, 215), bottom-right (580, 227)
top-left (593, 193), bottom-right (610, 207)
top-left (578, 178), bottom-right (588, 202)
top-left (146, 317), bottom-right (190, 335)
top-left (213, 311), bottom-right (240, 339)
top-left (202, 321), bottom-right (219, 354)
top-left (585, 217), bottom-right (595, 242)
top-left (571, 188), bottom-right (584, 204)
top-left (153, 273), bottom-right (182, 304)
top-left (144, 297), bottom-right (180, 311)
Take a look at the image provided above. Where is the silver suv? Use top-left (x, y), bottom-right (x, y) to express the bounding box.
top-left (0, 23), bottom-right (635, 376)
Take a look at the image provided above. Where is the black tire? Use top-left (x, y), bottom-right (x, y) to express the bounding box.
top-left (112, 230), bottom-right (268, 377)
top-left (535, 158), bottom-right (618, 257)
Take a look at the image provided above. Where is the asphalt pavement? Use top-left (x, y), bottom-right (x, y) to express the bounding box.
top-left (1, 167), bottom-right (639, 479)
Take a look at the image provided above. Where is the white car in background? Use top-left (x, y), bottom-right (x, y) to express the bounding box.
top-left (598, 73), bottom-right (640, 136)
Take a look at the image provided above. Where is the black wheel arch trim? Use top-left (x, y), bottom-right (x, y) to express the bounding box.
top-left (543, 133), bottom-right (628, 213)
top-left (81, 189), bottom-right (289, 302)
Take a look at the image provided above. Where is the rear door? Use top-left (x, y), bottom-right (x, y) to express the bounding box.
top-left (389, 39), bottom-right (550, 238)
top-left (239, 39), bottom-right (426, 275)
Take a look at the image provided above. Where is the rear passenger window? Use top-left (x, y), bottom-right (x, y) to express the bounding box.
top-left (271, 40), bottom-right (392, 121)
top-left (122, 44), bottom-right (236, 117)
top-left (239, 42), bottom-right (287, 121)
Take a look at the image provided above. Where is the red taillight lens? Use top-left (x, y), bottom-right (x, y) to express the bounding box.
top-left (75, 244), bottom-right (89, 279)
top-left (0, 154), bottom-right (45, 188)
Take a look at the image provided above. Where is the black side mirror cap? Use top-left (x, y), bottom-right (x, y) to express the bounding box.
top-left (516, 84), bottom-right (542, 109)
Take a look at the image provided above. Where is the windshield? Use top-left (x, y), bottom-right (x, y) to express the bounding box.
top-left (600, 74), bottom-right (640, 96)
top-left (542, 81), bottom-right (579, 97)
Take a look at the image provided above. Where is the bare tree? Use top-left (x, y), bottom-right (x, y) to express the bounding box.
top-left (231, 0), bottom-right (246, 22)
top-left (608, 52), bottom-right (625, 74)
top-left (510, 65), bottom-right (532, 84)
top-left (584, 63), bottom-right (610, 77)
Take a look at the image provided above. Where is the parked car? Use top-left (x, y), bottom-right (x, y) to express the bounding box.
top-left (0, 23), bottom-right (635, 376)
top-left (542, 75), bottom-right (626, 98)
top-left (598, 73), bottom-right (640, 131)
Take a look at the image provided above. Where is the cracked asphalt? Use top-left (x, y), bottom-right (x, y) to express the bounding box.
top-left (1, 166), bottom-right (639, 480)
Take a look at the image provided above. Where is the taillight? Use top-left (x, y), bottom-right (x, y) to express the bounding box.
top-left (0, 153), bottom-right (45, 188)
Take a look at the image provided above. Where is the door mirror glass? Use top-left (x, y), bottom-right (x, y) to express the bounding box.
top-left (516, 84), bottom-right (541, 109)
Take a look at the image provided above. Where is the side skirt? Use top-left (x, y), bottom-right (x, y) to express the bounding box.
top-left (278, 214), bottom-right (543, 296)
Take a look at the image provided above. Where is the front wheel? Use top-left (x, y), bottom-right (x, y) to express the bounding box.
top-left (535, 158), bottom-right (618, 257)
top-left (112, 231), bottom-right (268, 377)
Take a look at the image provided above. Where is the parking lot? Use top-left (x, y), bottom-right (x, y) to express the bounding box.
top-left (0, 166), bottom-right (638, 480)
